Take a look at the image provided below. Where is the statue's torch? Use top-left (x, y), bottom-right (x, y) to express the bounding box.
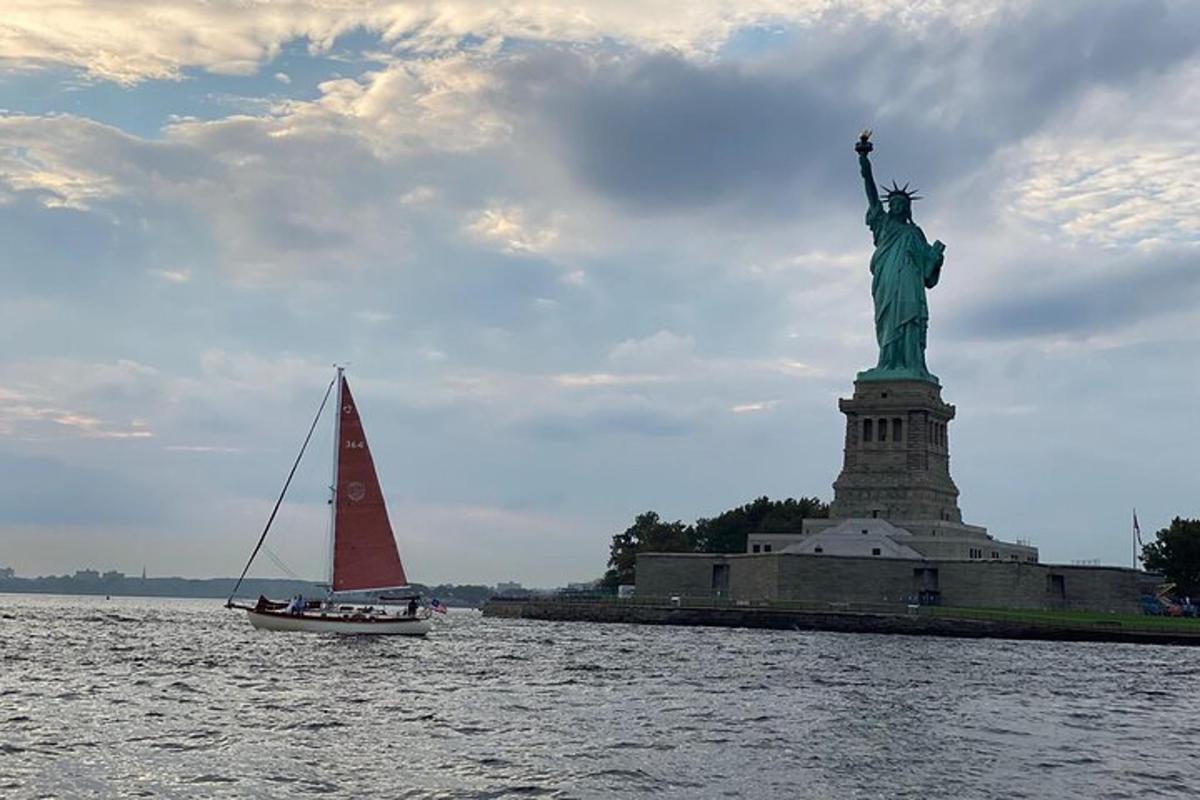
top-left (855, 129), bottom-right (873, 155)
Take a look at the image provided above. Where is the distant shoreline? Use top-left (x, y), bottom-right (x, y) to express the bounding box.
top-left (0, 575), bottom-right (322, 600)
top-left (1, 591), bottom-right (237, 603)
top-left (0, 576), bottom-right (494, 607)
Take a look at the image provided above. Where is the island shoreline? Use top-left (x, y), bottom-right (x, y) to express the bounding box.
top-left (483, 598), bottom-right (1200, 647)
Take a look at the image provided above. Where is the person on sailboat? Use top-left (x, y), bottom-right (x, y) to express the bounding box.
top-left (286, 594), bottom-right (305, 615)
top-left (407, 597), bottom-right (419, 617)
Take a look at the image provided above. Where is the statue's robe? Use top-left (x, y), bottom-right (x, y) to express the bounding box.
top-left (866, 203), bottom-right (944, 377)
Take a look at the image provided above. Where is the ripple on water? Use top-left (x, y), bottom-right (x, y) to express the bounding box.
top-left (1, 594), bottom-right (1198, 799)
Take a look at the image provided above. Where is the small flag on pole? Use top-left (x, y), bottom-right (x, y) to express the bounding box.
top-left (429, 598), bottom-right (448, 614)
top-left (1133, 509), bottom-right (1144, 570)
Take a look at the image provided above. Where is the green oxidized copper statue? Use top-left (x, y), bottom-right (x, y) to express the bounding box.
top-left (854, 131), bottom-right (945, 385)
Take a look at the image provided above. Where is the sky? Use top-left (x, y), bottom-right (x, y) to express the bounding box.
top-left (0, 0), bottom-right (1197, 586)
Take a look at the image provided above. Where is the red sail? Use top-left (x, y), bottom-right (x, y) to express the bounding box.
top-left (332, 377), bottom-right (408, 592)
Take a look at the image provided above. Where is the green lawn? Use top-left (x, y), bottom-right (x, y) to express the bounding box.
top-left (925, 605), bottom-right (1200, 633)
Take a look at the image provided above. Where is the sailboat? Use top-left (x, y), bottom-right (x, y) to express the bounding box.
top-left (226, 367), bottom-right (432, 635)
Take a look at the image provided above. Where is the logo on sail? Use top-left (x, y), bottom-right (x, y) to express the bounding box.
top-left (346, 481), bottom-right (367, 502)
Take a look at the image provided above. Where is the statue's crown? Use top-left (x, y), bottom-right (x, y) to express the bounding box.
top-left (880, 180), bottom-right (921, 202)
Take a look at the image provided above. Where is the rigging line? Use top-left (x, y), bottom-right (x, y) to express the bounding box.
top-left (226, 374), bottom-right (336, 606)
top-left (261, 545), bottom-right (302, 581)
top-left (261, 546), bottom-right (296, 578)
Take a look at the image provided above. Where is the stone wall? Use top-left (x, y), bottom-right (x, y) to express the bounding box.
top-left (636, 552), bottom-right (1156, 614)
top-left (635, 554), bottom-right (717, 598)
top-left (776, 554), bottom-right (916, 605)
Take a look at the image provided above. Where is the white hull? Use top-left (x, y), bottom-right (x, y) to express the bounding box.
top-left (246, 609), bottom-right (431, 636)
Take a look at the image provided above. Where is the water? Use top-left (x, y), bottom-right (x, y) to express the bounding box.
top-left (1, 594), bottom-right (1198, 799)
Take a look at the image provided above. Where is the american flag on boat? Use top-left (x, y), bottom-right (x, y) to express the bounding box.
top-left (429, 598), bottom-right (448, 614)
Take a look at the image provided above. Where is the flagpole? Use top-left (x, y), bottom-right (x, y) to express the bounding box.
top-left (1132, 508), bottom-right (1140, 571)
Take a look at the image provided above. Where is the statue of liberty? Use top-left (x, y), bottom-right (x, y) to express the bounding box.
top-left (854, 131), bottom-right (946, 384)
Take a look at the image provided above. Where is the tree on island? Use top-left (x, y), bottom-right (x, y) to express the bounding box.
top-left (693, 496), bottom-right (828, 554)
top-left (1141, 517), bottom-right (1200, 597)
top-left (603, 511), bottom-right (695, 590)
top-left (601, 497), bottom-right (829, 590)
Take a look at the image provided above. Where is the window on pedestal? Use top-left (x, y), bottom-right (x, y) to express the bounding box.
top-left (878, 418), bottom-right (888, 442)
top-left (863, 418), bottom-right (873, 442)
top-left (892, 418), bottom-right (902, 443)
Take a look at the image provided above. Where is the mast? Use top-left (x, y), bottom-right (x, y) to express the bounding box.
top-left (327, 365), bottom-right (344, 593)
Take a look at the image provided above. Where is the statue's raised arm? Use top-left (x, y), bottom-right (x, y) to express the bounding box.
top-left (855, 130), bottom-right (881, 210)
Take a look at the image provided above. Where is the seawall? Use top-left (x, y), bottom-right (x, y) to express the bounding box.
top-left (482, 598), bottom-right (1200, 647)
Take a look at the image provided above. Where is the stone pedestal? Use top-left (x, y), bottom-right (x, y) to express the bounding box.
top-left (829, 379), bottom-right (961, 522)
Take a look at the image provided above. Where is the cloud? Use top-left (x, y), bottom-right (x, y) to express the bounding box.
top-left (0, 359), bottom-right (162, 440)
top-left (0, 1), bottom-right (1008, 85)
top-left (493, 2), bottom-right (1200, 215)
top-left (608, 329), bottom-right (696, 369)
top-left (5, 2), bottom-right (1194, 292)
top-left (51, 414), bottom-right (153, 439)
top-left (731, 400), bottom-right (780, 414)
top-left (501, 51), bottom-right (864, 213)
top-left (552, 372), bottom-right (673, 388)
top-left (1008, 138), bottom-right (1200, 250)
top-left (466, 205), bottom-right (560, 254)
top-left (308, 55), bottom-right (510, 155)
top-left (149, 268), bottom-right (192, 283)
top-left (951, 248), bottom-right (1200, 340)
top-left (0, 452), bottom-right (165, 524)
top-left (517, 404), bottom-right (698, 442)
top-left (0, 114), bottom-right (211, 205)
